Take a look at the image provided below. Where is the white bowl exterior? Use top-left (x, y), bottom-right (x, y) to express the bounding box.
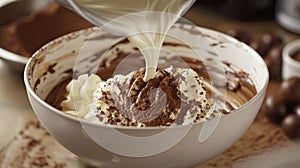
top-left (0, 47), bottom-right (28, 72)
top-left (25, 25), bottom-right (268, 168)
top-left (282, 39), bottom-right (300, 80)
top-left (26, 90), bottom-right (264, 168)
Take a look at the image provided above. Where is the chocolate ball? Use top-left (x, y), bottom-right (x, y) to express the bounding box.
top-left (261, 32), bottom-right (282, 47)
top-left (280, 77), bottom-right (300, 102)
top-left (250, 40), bottom-right (267, 57)
top-left (282, 113), bottom-right (300, 139)
top-left (226, 29), bottom-right (251, 44)
top-left (264, 92), bottom-right (287, 124)
top-left (294, 103), bottom-right (300, 117)
top-left (252, 32), bottom-right (283, 57)
top-left (265, 44), bottom-right (283, 60)
top-left (264, 57), bottom-right (281, 81)
top-left (263, 45), bottom-right (283, 80)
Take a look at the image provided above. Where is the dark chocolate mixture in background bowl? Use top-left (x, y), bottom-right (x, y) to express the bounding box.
top-left (0, 1), bottom-right (92, 72)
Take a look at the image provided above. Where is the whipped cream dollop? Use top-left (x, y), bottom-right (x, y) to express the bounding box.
top-left (61, 74), bottom-right (101, 118)
top-left (61, 67), bottom-right (222, 127)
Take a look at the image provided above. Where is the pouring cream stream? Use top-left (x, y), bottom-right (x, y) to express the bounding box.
top-left (66, 0), bottom-right (195, 81)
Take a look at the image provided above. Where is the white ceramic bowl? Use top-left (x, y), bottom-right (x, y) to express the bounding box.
top-left (282, 39), bottom-right (300, 80)
top-left (24, 24), bottom-right (269, 168)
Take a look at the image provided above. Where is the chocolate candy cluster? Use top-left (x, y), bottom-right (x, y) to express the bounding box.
top-left (226, 29), bottom-right (284, 81)
top-left (264, 77), bottom-right (300, 139)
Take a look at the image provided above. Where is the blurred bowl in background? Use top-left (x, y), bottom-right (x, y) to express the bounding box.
top-left (276, 0), bottom-right (300, 35)
top-left (0, 0), bottom-right (92, 72)
top-left (0, 0), bottom-right (51, 72)
top-left (0, 0), bottom-right (52, 26)
top-left (282, 39), bottom-right (300, 80)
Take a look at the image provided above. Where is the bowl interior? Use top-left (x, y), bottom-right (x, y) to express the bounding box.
top-left (26, 25), bottom-right (268, 104)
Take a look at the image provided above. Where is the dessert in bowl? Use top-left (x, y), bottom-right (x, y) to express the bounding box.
top-left (24, 24), bottom-right (268, 168)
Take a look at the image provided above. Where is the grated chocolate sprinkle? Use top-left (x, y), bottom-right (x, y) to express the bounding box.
top-left (95, 67), bottom-right (218, 127)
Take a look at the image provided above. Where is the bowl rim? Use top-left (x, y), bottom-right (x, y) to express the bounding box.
top-left (24, 25), bottom-right (269, 130)
top-left (0, 47), bottom-right (28, 64)
top-left (283, 39), bottom-right (300, 67)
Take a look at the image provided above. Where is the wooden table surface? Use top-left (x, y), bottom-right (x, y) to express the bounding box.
top-left (0, 4), bottom-right (300, 168)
